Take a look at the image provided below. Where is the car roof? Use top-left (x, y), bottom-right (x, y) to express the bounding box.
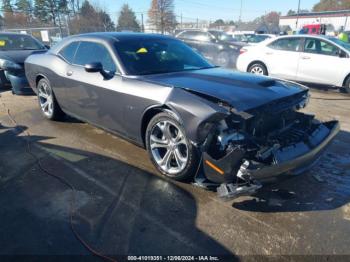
top-left (77, 32), bottom-right (175, 41)
top-left (50, 32), bottom-right (177, 53)
top-left (274, 34), bottom-right (333, 40)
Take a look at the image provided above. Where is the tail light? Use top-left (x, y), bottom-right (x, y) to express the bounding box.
top-left (239, 48), bottom-right (247, 55)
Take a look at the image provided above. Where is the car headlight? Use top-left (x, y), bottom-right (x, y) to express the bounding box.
top-left (0, 59), bottom-right (22, 70)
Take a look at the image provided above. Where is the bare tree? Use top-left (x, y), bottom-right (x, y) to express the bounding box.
top-left (68, 0), bottom-right (114, 34)
top-left (148, 0), bottom-right (177, 34)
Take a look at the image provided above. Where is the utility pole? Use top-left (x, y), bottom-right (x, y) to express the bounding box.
top-left (141, 13), bottom-right (144, 32)
top-left (196, 18), bottom-right (199, 29)
top-left (239, 0), bottom-right (243, 23)
top-left (54, 0), bottom-right (63, 38)
top-left (296, 0), bottom-right (301, 29)
top-left (66, 14), bottom-right (70, 36)
top-left (180, 13), bottom-right (183, 29)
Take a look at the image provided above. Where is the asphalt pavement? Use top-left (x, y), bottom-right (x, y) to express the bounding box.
top-left (0, 88), bottom-right (350, 261)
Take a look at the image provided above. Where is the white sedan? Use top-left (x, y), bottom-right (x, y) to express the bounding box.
top-left (236, 35), bottom-right (350, 92)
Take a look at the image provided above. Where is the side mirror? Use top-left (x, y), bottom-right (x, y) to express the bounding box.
top-left (44, 45), bottom-right (50, 49)
top-left (339, 50), bottom-right (348, 58)
top-left (85, 62), bottom-right (103, 73)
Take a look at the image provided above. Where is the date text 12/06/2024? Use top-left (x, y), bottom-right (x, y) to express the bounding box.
top-left (127, 256), bottom-right (220, 261)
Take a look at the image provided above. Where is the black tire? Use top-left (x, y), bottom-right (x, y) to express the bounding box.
top-left (37, 78), bottom-right (65, 121)
top-left (145, 111), bottom-right (199, 181)
top-left (216, 51), bottom-right (231, 68)
top-left (342, 77), bottom-right (350, 93)
top-left (248, 62), bottom-right (268, 76)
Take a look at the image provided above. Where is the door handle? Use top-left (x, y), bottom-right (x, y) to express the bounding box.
top-left (301, 56), bottom-right (311, 60)
top-left (266, 52), bottom-right (273, 55)
top-left (66, 70), bottom-right (73, 76)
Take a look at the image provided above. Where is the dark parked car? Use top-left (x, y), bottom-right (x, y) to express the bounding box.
top-left (0, 33), bottom-right (48, 95)
top-left (176, 30), bottom-right (241, 67)
top-left (25, 33), bottom-right (339, 198)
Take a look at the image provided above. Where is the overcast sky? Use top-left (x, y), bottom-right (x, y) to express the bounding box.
top-left (97, 0), bottom-right (320, 22)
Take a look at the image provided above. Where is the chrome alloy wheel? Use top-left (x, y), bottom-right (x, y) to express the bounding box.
top-left (250, 65), bottom-right (264, 75)
top-left (150, 120), bottom-right (189, 175)
top-left (38, 81), bottom-right (54, 117)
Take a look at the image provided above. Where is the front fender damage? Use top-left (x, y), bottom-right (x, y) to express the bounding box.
top-left (165, 88), bottom-right (230, 145)
top-left (166, 88), bottom-right (339, 200)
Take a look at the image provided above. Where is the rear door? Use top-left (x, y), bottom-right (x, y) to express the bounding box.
top-left (264, 37), bottom-right (302, 80)
top-left (297, 38), bottom-right (346, 85)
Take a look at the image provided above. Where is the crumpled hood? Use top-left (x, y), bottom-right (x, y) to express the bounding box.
top-left (143, 68), bottom-right (307, 112)
top-left (0, 49), bottom-right (47, 64)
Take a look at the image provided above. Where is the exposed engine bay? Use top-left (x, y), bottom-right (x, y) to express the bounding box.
top-left (198, 91), bottom-right (339, 199)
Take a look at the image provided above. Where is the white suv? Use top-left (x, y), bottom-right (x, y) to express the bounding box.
top-left (236, 35), bottom-right (350, 93)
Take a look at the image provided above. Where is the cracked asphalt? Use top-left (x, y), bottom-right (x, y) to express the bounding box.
top-left (0, 87), bottom-right (350, 260)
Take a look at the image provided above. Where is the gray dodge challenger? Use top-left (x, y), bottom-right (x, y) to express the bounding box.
top-left (24, 33), bottom-right (339, 198)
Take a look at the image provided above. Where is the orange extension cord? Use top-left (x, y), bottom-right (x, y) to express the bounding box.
top-left (3, 104), bottom-right (117, 262)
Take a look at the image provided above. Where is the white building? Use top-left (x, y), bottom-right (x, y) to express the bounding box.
top-left (280, 10), bottom-right (350, 31)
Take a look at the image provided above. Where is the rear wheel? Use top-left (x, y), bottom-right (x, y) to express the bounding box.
top-left (146, 112), bottom-right (199, 181)
top-left (37, 78), bottom-right (65, 120)
top-left (342, 77), bottom-right (350, 93)
top-left (248, 62), bottom-right (268, 76)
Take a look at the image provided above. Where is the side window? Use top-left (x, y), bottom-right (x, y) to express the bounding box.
top-left (304, 38), bottom-right (318, 54)
top-left (74, 41), bottom-right (117, 72)
top-left (179, 31), bottom-right (195, 40)
top-left (269, 38), bottom-right (300, 52)
top-left (304, 39), bottom-right (339, 56)
top-left (59, 41), bottom-right (79, 63)
top-left (320, 40), bottom-right (339, 56)
top-left (194, 32), bottom-right (211, 42)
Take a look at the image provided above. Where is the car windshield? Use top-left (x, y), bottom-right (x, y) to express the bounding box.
top-left (0, 34), bottom-right (45, 50)
top-left (114, 38), bottom-right (215, 75)
top-left (329, 37), bottom-right (350, 52)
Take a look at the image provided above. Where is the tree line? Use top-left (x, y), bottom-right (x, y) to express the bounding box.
top-left (0, 0), bottom-right (177, 34)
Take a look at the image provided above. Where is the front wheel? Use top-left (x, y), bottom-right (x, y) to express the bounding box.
top-left (37, 78), bottom-right (65, 120)
top-left (248, 62), bottom-right (268, 76)
top-left (342, 77), bottom-right (350, 93)
top-left (146, 112), bottom-right (199, 181)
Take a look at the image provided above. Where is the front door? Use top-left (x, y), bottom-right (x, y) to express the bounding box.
top-left (297, 38), bottom-right (346, 86)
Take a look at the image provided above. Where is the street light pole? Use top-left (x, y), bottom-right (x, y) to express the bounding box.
top-left (239, 0), bottom-right (243, 22)
top-left (296, 0), bottom-right (301, 29)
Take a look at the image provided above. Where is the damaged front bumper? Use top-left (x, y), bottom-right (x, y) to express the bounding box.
top-left (241, 120), bottom-right (339, 180)
top-left (201, 120), bottom-right (339, 197)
